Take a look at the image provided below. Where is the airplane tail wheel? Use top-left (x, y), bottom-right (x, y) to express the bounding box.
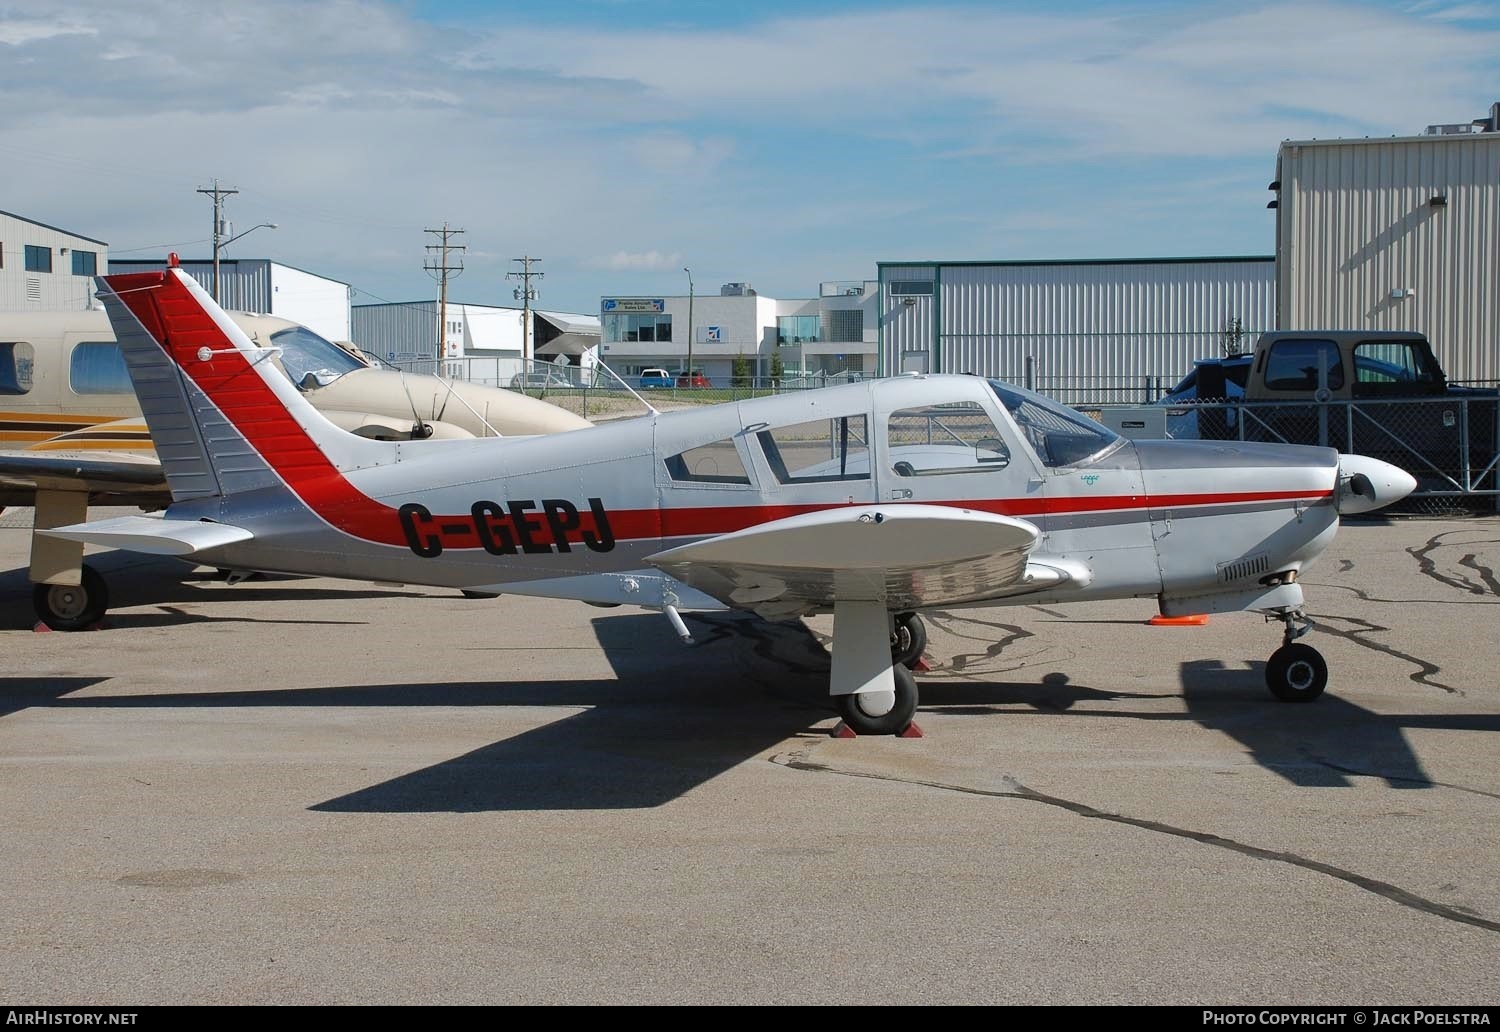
top-left (33, 563), bottom-right (109, 631)
top-left (890, 612), bottom-right (927, 669)
top-left (836, 665), bottom-right (919, 735)
top-left (1265, 642), bottom-right (1327, 703)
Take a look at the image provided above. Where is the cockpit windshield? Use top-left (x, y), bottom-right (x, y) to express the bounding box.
top-left (270, 326), bottom-right (365, 388)
top-left (987, 380), bottom-right (1122, 468)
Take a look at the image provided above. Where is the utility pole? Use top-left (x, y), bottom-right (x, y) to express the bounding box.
top-left (508, 256), bottom-right (544, 367)
top-left (683, 266), bottom-right (694, 379)
top-left (424, 224), bottom-right (466, 364)
top-left (196, 179), bottom-right (238, 303)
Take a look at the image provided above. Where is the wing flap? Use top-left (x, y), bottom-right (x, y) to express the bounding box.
top-left (646, 504), bottom-right (1047, 615)
top-left (37, 515), bottom-right (253, 556)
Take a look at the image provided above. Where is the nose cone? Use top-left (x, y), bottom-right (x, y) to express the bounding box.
top-left (1337, 454), bottom-right (1417, 514)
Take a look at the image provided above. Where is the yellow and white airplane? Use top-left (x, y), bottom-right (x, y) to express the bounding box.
top-left (1, 304), bottom-right (589, 627)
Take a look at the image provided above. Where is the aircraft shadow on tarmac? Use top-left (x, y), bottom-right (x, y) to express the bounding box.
top-left (6, 551), bottom-right (1498, 805)
top-left (0, 553), bottom-right (430, 630)
top-left (0, 610), bottom-right (836, 811)
top-left (919, 659), bottom-right (1500, 790)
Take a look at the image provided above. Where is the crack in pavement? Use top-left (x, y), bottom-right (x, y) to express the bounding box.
top-left (1408, 532), bottom-right (1500, 597)
top-left (770, 749), bottom-right (1500, 935)
top-left (1314, 613), bottom-right (1461, 695)
top-left (1309, 581), bottom-right (1499, 607)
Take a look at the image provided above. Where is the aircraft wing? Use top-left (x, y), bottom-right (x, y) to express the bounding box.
top-left (0, 450), bottom-right (167, 504)
top-left (646, 503), bottom-right (1086, 620)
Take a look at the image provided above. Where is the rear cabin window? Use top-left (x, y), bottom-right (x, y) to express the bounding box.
top-left (758, 415), bottom-right (869, 483)
top-left (1, 342), bottom-right (35, 395)
top-left (1351, 341), bottom-right (1442, 395)
top-left (69, 341), bottom-right (132, 394)
top-left (1263, 339), bottom-right (1345, 391)
top-left (887, 402), bottom-right (1010, 475)
top-left (664, 438), bottom-right (751, 485)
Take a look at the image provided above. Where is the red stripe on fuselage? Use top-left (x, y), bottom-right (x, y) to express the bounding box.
top-left (107, 271), bottom-right (1333, 552)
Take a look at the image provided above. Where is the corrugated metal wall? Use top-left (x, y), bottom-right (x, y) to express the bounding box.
top-left (1277, 135), bottom-right (1500, 382)
top-left (351, 302), bottom-right (436, 361)
top-left (110, 259), bottom-right (274, 315)
top-left (879, 260), bottom-right (1274, 382)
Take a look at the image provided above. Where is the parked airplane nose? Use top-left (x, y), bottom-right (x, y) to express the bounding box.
top-left (1336, 454), bottom-right (1418, 515)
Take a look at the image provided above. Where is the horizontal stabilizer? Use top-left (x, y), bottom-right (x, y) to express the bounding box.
top-left (38, 515), bottom-right (253, 556)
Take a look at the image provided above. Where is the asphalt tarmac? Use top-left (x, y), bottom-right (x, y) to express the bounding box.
top-left (1, 510), bottom-right (1497, 1005)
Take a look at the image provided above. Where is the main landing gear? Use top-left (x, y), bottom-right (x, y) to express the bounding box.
top-left (1265, 608), bottom-right (1327, 703)
top-left (889, 611), bottom-right (927, 670)
top-left (33, 563), bottom-right (109, 631)
top-left (830, 606), bottom-right (927, 735)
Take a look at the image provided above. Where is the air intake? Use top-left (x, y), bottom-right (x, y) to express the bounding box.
top-left (1218, 552), bottom-right (1270, 583)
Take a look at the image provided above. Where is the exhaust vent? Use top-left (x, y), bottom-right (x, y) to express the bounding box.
top-left (1218, 552), bottom-right (1270, 583)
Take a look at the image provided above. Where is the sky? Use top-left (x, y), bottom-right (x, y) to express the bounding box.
top-left (2, 0), bottom-right (1498, 314)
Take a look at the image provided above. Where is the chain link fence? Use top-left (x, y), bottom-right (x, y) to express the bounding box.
top-left (1151, 396), bottom-right (1499, 513)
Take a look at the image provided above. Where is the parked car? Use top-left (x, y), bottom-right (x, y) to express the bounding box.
top-left (675, 370), bottom-right (711, 388)
top-left (638, 368), bottom-right (675, 389)
top-left (509, 369), bottom-right (572, 389)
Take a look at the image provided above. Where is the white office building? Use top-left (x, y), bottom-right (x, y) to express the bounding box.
top-left (0, 210), bottom-right (109, 311)
top-left (599, 280), bottom-right (879, 384)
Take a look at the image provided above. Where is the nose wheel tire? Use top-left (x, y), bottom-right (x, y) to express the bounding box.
top-left (836, 664), bottom-right (919, 735)
top-left (33, 563), bottom-right (109, 631)
top-left (1265, 642), bottom-right (1328, 703)
top-left (890, 612), bottom-right (928, 669)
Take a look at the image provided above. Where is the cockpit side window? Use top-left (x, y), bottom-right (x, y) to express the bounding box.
top-left (887, 402), bottom-right (1009, 476)
top-left (757, 415), bottom-right (869, 483)
top-left (988, 380), bottom-right (1120, 468)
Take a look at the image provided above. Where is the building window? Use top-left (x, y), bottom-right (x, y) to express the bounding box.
top-left (24, 245), bottom-right (52, 273)
top-left (826, 310), bottom-right (864, 343)
top-left (888, 280), bottom-right (933, 296)
top-left (776, 315), bottom-right (820, 345)
top-left (603, 313), bottom-right (672, 344)
top-left (757, 415), bottom-right (869, 483)
top-left (69, 342), bottom-right (133, 394)
top-left (1, 342), bottom-right (36, 395)
top-left (71, 250), bottom-right (98, 276)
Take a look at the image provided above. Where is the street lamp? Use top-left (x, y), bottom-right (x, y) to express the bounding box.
top-left (213, 222), bottom-right (278, 302)
top-left (683, 266), bottom-right (694, 381)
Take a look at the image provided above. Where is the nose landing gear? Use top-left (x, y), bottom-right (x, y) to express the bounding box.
top-left (1265, 608), bottom-right (1327, 702)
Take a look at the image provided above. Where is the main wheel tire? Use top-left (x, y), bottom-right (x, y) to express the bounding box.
top-left (1265, 642), bottom-right (1328, 703)
top-left (836, 664), bottom-right (919, 735)
top-left (33, 564), bottom-right (109, 631)
top-left (890, 612), bottom-right (928, 669)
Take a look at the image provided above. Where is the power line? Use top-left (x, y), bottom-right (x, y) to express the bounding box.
top-left (423, 224), bottom-right (466, 364)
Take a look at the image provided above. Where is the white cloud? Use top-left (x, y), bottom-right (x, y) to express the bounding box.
top-left (593, 250), bottom-right (684, 271)
top-left (0, 15), bottom-right (95, 46)
top-left (1, 1), bottom-right (1495, 309)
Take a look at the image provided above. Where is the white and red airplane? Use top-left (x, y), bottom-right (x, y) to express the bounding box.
top-left (40, 266), bottom-right (1417, 734)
